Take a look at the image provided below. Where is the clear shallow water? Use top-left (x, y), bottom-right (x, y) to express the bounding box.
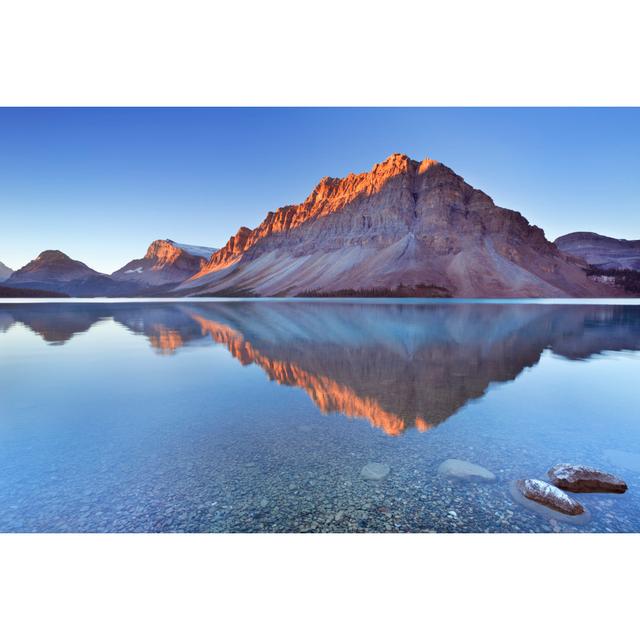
top-left (1, 299), bottom-right (640, 533)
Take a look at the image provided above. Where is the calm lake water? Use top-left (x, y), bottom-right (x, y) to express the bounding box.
top-left (1, 298), bottom-right (640, 533)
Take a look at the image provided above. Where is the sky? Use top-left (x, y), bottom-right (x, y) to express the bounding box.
top-left (0, 107), bottom-right (639, 273)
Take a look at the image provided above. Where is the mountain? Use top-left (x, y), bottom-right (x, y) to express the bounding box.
top-left (177, 153), bottom-right (614, 298)
top-left (6, 250), bottom-right (124, 296)
top-left (112, 239), bottom-right (216, 287)
top-left (0, 261), bottom-right (13, 282)
top-left (9, 249), bottom-right (102, 282)
top-left (4, 241), bottom-right (217, 297)
top-left (555, 232), bottom-right (640, 271)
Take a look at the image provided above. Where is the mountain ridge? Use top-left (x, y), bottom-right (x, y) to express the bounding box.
top-left (555, 231), bottom-right (640, 271)
top-left (2, 241), bottom-right (218, 297)
top-left (191, 154), bottom-right (441, 278)
top-left (178, 153), bottom-right (614, 298)
top-left (2, 155), bottom-right (632, 298)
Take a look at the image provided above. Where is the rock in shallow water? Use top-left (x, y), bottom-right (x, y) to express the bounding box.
top-left (360, 463), bottom-right (390, 481)
top-left (437, 458), bottom-right (496, 482)
top-left (515, 478), bottom-right (585, 516)
top-left (548, 463), bottom-right (627, 494)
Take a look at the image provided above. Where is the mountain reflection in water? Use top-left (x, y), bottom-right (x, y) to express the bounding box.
top-left (2, 301), bottom-right (640, 435)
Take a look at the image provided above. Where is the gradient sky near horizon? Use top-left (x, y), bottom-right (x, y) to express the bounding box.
top-left (0, 107), bottom-right (639, 273)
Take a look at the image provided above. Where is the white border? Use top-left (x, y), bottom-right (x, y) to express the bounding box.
top-left (0, 0), bottom-right (639, 106)
top-left (1, 1), bottom-right (639, 637)
top-left (1, 534), bottom-right (638, 639)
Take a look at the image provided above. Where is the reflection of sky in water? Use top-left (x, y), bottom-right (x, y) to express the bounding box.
top-left (1, 300), bottom-right (639, 533)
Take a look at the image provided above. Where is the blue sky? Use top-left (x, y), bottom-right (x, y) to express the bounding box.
top-left (0, 107), bottom-right (638, 273)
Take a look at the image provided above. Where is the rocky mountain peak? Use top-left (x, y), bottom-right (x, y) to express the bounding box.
top-left (180, 152), bottom-right (616, 298)
top-left (143, 239), bottom-right (216, 262)
top-left (35, 249), bottom-right (73, 262)
top-left (144, 239), bottom-right (182, 262)
top-left (17, 250), bottom-right (99, 274)
top-left (195, 153), bottom-right (447, 277)
top-left (8, 249), bottom-right (104, 288)
top-left (372, 152), bottom-right (414, 172)
top-left (112, 238), bottom-right (216, 287)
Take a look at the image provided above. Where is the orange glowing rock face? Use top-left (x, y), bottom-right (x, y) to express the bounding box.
top-left (144, 241), bottom-right (188, 272)
top-left (193, 154), bottom-right (440, 278)
top-left (189, 312), bottom-right (426, 435)
top-left (112, 239), bottom-right (215, 288)
top-left (149, 328), bottom-right (185, 354)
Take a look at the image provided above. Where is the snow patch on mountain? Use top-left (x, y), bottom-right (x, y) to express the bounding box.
top-left (170, 242), bottom-right (216, 259)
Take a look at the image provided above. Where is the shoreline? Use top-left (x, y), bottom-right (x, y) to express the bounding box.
top-left (1, 296), bottom-right (640, 305)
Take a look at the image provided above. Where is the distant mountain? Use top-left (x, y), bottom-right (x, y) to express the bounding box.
top-left (4, 241), bottom-right (217, 297)
top-left (177, 153), bottom-right (614, 298)
top-left (112, 239), bottom-right (216, 287)
top-left (10, 249), bottom-right (102, 282)
top-left (6, 250), bottom-right (126, 296)
top-left (555, 232), bottom-right (640, 271)
top-left (0, 260), bottom-right (13, 282)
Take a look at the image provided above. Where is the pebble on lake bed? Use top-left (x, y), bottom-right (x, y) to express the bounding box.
top-left (360, 463), bottom-right (390, 481)
top-left (437, 458), bottom-right (496, 482)
top-left (515, 478), bottom-right (584, 516)
top-left (548, 463), bottom-right (627, 494)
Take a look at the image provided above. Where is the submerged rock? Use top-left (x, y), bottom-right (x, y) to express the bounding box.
top-left (437, 458), bottom-right (496, 482)
top-left (360, 463), bottom-right (390, 481)
top-left (514, 479), bottom-right (585, 516)
top-left (548, 463), bottom-right (627, 494)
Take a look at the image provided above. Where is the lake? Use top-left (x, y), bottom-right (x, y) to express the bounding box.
top-left (1, 298), bottom-right (639, 532)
